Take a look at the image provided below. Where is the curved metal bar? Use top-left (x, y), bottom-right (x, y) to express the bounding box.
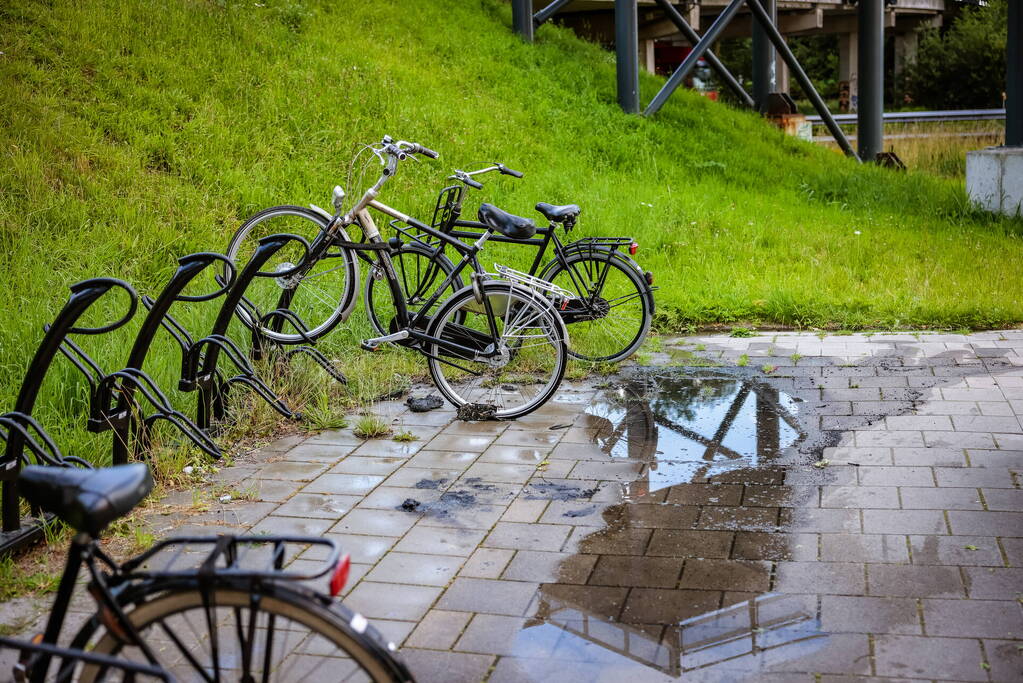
top-left (222, 376), bottom-right (294, 419)
top-left (5, 279), bottom-right (137, 531)
top-left (65, 278), bottom-right (138, 335)
top-left (54, 335), bottom-right (102, 395)
top-left (141, 412), bottom-right (221, 459)
top-left (285, 346), bottom-right (348, 385)
top-left (260, 309), bottom-right (317, 346)
top-left (141, 296), bottom-right (195, 351)
top-left (197, 234), bottom-right (305, 429)
top-left (126, 253), bottom-right (235, 374)
top-left (0, 414), bottom-right (90, 469)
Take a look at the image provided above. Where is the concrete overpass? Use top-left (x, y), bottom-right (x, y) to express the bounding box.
top-left (538, 1), bottom-right (949, 107)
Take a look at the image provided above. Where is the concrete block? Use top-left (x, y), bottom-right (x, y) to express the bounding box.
top-left (966, 146), bottom-right (1023, 216)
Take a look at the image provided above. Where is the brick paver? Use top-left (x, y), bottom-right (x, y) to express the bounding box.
top-left (6, 331), bottom-right (1023, 681)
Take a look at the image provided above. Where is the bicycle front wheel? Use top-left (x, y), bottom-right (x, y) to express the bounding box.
top-left (426, 282), bottom-right (568, 419)
top-left (225, 205), bottom-right (359, 343)
top-left (76, 585), bottom-right (412, 682)
top-left (542, 248), bottom-right (652, 362)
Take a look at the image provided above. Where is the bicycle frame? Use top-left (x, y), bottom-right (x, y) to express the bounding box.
top-left (343, 201), bottom-right (507, 370)
top-left (26, 533), bottom-right (161, 683)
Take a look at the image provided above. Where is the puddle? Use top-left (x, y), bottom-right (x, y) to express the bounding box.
top-left (503, 369), bottom-right (874, 679)
top-left (580, 370), bottom-right (815, 496)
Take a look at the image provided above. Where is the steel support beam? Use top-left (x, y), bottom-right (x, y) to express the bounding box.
top-left (616, 0), bottom-right (640, 113)
top-left (1007, 0), bottom-right (1021, 146)
top-left (534, 0), bottom-right (573, 28)
top-left (857, 0), bottom-right (884, 161)
top-left (644, 0), bottom-right (746, 116)
top-left (512, 0), bottom-right (534, 41)
top-left (744, 0), bottom-right (858, 158)
top-left (751, 0), bottom-right (777, 110)
top-left (652, 0), bottom-right (754, 108)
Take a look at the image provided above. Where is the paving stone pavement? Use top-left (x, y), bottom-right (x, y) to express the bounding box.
top-left (5, 331), bottom-right (1023, 682)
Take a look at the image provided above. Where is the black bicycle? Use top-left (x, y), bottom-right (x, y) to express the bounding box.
top-left (227, 137), bottom-right (570, 419)
top-left (0, 416), bottom-right (413, 682)
top-left (227, 154), bottom-right (655, 363)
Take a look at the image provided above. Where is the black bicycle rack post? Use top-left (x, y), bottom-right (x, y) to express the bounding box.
top-left (109, 252), bottom-right (240, 465)
top-left (186, 234), bottom-right (345, 432)
top-left (1, 279), bottom-right (134, 538)
top-left (0, 414), bottom-right (93, 553)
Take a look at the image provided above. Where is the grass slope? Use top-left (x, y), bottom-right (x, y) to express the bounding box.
top-left (1, 0), bottom-right (1021, 462)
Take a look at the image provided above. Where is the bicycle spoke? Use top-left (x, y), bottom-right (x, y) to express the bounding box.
top-left (158, 620), bottom-right (215, 683)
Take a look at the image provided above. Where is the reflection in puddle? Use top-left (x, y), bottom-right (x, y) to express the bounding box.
top-left (582, 372), bottom-right (803, 496)
top-left (516, 370), bottom-right (834, 680)
top-left (518, 594), bottom-right (824, 680)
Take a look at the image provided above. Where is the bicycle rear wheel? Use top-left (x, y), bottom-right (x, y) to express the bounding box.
top-left (541, 248), bottom-right (652, 362)
top-left (75, 585), bottom-right (411, 682)
top-left (426, 282), bottom-right (568, 419)
top-left (364, 242), bottom-right (461, 336)
top-left (225, 205), bottom-right (359, 343)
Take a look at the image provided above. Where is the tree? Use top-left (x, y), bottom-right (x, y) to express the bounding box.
top-left (901, 0), bottom-right (1007, 109)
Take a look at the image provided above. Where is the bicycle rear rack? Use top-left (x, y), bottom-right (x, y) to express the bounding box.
top-left (570, 236), bottom-right (634, 254)
top-left (122, 534), bottom-right (340, 582)
top-left (493, 263), bottom-right (573, 308)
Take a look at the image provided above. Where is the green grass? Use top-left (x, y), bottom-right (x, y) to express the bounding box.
top-left (0, 0), bottom-right (1021, 466)
top-left (352, 413), bottom-right (390, 439)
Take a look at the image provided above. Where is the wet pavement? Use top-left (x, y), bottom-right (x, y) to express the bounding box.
top-left (5, 331), bottom-right (1023, 681)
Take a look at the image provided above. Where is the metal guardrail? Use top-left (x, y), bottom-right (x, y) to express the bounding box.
top-left (807, 109), bottom-right (1006, 125)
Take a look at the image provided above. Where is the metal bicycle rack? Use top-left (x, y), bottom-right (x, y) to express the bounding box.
top-left (159, 234), bottom-right (345, 432)
top-left (0, 235), bottom-right (347, 553)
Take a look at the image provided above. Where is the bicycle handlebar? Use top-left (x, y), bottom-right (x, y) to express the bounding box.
top-left (407, 143), bottom-right (439, 159)
top-left (498, 164), bottom-right (523, 178)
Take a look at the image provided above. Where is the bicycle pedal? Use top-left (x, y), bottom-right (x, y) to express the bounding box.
top-left (360, 341), bottom-right (380, 352)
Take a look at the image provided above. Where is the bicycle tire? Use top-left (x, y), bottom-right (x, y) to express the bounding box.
top-left (540, 247), bottom-right (652, 362)
top-left (225, 205), bottom-right (359, 344)
top-left (73, 584), bottom-right (412, 682)
top-left (363, 242), bottom-right (462, 336)
top-left (426, 282), bottom-right (568, 419)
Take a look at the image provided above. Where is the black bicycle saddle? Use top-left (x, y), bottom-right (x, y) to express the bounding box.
top-left (478, 203), bottom-right (536, 240)
top-left (535, 202), bottom-right (581, 225)
top-left (19, 463), bottom-right (153, 536)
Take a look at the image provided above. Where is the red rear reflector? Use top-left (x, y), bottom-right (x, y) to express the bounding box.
top-left (629, 242), bottom-right (639, 255)
top-left (330, 554), bottom-right (351, 596)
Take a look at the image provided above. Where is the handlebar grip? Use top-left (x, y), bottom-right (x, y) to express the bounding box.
top-left (501, 167), bottom-right (524, 178)
top-left (464, 177), bottom-right (484, 190)
top-left (412, 144), bottom-right (439, 159)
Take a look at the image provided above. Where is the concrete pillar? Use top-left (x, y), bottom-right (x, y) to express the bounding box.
top-left (775, 52), bottom-right (790, 95)
top-left (839, 32), bottom-right (858, 112)
top-left (892, 31), bottom-right (918, 82)
top-left (686, 3), bottom-right (700, 32)
top-left (752, 0), bottom-right (777, 110)
top-left (640, 39), bottom-right (656, 74)
top-left (967, 148), bottom-right (1023, 215)
top-left (857, 0), bottom-right (884, 162)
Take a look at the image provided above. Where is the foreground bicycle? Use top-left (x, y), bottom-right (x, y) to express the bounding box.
top-left (228, 137), bottom-right (570, 418)
top-left (227, 150), bottom-right (655, 363)
top-left (0, 418), bottom-right (412, 682)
